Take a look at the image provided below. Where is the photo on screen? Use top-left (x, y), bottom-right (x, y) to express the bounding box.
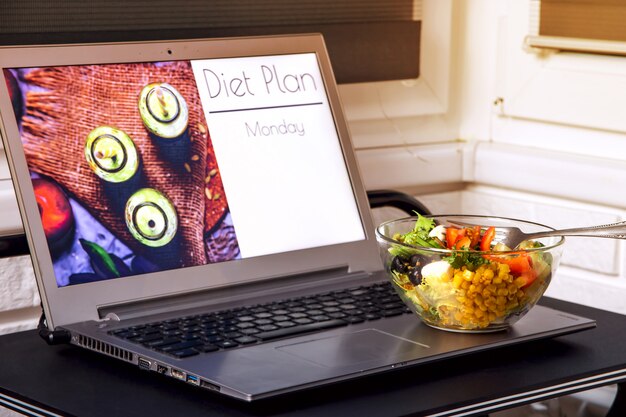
top-left (4, 61), bottom-right (241, 287)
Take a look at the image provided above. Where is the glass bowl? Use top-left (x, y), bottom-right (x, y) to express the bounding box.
top-left (375, 215), bottom-right (565, 333)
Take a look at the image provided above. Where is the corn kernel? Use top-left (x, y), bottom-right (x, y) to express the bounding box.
top-left (514, 277), bottom-right (527, 288)
top-left (453, 274), bottom-right (463, 289)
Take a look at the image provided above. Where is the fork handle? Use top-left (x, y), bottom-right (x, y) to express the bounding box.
top-left (532, 220), bottom-right (626, 240)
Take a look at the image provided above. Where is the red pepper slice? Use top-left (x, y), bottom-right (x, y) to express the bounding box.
top-left (500, 254), bottom-right (533, 275)
top-left (480, 226), bottom-right (496, 252)
top-left (445, 227), bottom-right (464, 249)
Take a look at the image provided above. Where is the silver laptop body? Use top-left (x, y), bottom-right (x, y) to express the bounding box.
top-left (0, 34), bottom-right (595, 401)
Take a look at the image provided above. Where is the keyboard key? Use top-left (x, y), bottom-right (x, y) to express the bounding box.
top-left (121, 331), bottom-right (142, 340)
top-left (160, 340), bottom-right (203, 352)
top-left (293, 318), bottom-right (313, 325)
top-left (146, 337), bottom-right (179, 348)
top-left (258, 324), bottom-right (279, 332)
top-left (343, 316), bottom-right (365, 324)
top-left (310, 315), bottom-right (331, 322)
top-left (322, 301), bottom-right (339, 307)
top-left (235, 336), bottom-right (258, 345)
top-left (134, 334), bottom-right (164, 344)
top-left (215, 340), bottom-right (239, 349)
top-left (198, 344), bottom-right (219, 353)
top-left (237, 328), bottom-right (258, 336)
top-left (256, 319), bottom-right (347, 341)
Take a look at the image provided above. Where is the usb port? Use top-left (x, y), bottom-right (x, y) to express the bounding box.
top-left (171, 368), bottom-right (185, 381)
top-left (156, 364), bottom-right (168, 375)
top-left (137, 357), bottom-right (151, 370)
top-left (186, 374), bottom-right (200, 386)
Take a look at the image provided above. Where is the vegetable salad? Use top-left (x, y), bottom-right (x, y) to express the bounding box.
top-left (388, 215), bottom-right (552, 331)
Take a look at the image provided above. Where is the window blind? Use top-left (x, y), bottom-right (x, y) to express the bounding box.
top-left (0, 0), bottom-right (422, 84)
top-left (526, 0), bottom-right (626, 56)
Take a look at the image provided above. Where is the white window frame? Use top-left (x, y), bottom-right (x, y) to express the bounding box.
top-left (493, 0), bottom-right (626, 153)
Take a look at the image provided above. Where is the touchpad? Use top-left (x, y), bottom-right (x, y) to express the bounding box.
top-left (276, 329), bottom-right (429, 368)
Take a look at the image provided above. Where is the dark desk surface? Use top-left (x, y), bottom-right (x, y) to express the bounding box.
top-left (1, 297), bottom-right (626, 417)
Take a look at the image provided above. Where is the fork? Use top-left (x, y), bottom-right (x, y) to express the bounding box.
top-left (450, 220), bottom-right (626, 249)
top-left (494, 221), bottom-right (626, 248)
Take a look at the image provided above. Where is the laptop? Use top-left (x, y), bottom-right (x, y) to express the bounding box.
top-left (0, 34), bottom-right (595, 401)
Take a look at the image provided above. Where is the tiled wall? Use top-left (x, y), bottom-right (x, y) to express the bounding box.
top-left (0, 255), bottom-right (39, 334)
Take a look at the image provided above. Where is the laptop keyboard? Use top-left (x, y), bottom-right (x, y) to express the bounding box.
top-left (108, 281), bottom-right (411, 359)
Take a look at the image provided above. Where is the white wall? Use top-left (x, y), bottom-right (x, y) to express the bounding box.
top-left (2, 0), bottom-right (626, 334)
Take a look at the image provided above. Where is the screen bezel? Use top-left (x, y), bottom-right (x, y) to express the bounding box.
top-left (0, 35), bottom-right (381, 329)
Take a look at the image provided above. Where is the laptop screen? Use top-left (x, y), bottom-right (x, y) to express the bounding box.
top-left (3, 52), bottom-right (365, 288)
top-left (0, 36), bottom-right (382, 328)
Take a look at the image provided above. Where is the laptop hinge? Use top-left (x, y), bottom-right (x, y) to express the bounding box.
top-left (97, 266), bottom-right (373, 322)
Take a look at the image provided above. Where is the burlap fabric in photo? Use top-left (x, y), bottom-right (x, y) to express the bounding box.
top-left (21, 61), bottom-right (214, 268)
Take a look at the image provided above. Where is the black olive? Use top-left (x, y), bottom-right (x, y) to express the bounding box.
top-left (410, 254), bottom-right (423, 267)
top-left (408, 268), bottom-right (423, 285)
top-left (391, 256), bottom-right (409, 274)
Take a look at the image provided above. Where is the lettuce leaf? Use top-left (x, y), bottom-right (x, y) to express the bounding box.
top-left (400, 213), bottom-right (442, 249)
